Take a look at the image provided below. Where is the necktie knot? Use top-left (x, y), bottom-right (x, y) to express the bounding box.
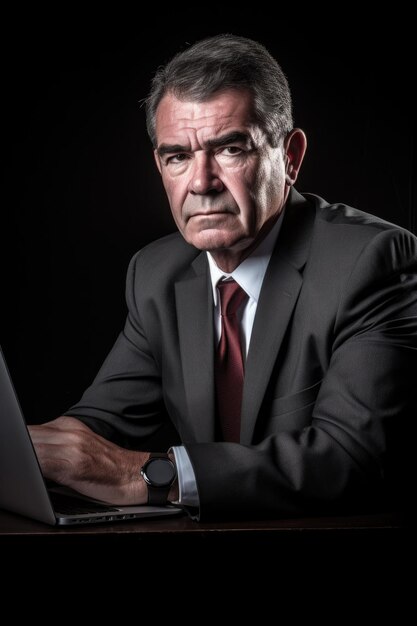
top-left (217, 280), bottom-right (248, 317)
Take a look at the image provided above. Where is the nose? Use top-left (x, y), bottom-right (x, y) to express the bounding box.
top-left (188, 153), bottom-right (224, 195)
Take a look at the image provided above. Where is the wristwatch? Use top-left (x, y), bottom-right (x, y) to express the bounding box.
top-left (140, 453), bottom-right (177, 506)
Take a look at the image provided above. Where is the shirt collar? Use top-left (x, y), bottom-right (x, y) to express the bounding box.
top-left (206, 210), bottom-right (284, 306)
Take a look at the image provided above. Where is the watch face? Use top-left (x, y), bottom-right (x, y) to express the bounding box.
top-left (144, 458), bottom-right (176, 487)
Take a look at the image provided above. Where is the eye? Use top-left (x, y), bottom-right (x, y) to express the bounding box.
top-left (219, 146), bottom-right (243, 156)
top-left (166, 153), bottom-right (189, 164)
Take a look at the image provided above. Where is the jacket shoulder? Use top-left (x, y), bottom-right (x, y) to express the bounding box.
top-left (294, 193), bottom-right (417, 308)
top-left (303, 192), bottom-right (416, 260)
top-left (305, 192), bottom-right (414, 236)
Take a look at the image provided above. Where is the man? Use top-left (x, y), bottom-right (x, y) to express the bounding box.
top-left (29, 34), bottom-right (417, 520)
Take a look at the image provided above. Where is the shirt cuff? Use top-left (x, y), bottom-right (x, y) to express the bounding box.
top-left (170, 445), bottom-right (200, 508)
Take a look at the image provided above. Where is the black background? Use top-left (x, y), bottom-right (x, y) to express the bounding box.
top-left (3, 19), bottom-right (415, 424)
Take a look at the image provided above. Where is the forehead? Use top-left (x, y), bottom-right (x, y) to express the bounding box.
top-left (155, 89), bottom-right (256, 144)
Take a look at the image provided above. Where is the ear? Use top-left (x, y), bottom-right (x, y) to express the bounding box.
top-left (283, 128), bottom-right (307, 186)
top-left (154, 149), bottom-right (162, 175)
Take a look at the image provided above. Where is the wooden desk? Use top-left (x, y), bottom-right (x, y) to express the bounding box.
top-left (0, 508), bottom-right (407, 553)
top-left (0, 512), bottom-right (409, 611)
top-left (0, 509), bottom-right (408, 581)
top-left (0, 508), bottom-right (405, 537)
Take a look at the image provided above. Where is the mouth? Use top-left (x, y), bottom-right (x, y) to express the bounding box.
top-left (190, 209), bottom-right (235, 218)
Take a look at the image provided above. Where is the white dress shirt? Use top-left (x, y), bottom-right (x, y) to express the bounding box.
top-left (171, 212), bottom-right (284, 507)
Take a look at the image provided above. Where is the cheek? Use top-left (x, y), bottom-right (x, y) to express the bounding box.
top-left (253, 160), bottom-right (284, 207)
top-left (223, 167), bottom-right (257, 208)
top-left (162, 175), bottom-right (187, 214)
top-left (161, 173), bottom-right (175, 199)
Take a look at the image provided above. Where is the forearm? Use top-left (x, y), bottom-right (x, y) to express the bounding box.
top-left (185, 431), bottom-right (380, 521)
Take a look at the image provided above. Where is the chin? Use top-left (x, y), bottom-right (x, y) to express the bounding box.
top-left (186, 229), bottom-right (247, 252)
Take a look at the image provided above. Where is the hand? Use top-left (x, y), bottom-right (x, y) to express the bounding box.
top-left (28, 416), bottom-right (149, 505)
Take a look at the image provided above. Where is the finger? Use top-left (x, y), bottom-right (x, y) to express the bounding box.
top-left (53, 416), bottom-right (91, 432)
top-left (33, 442), bottom-right (73, 479)
top-left (42, 455), bottom-right (73, 484)
top-left (29, 420), bottom-right (89, 444)
top-left (28, 426), bottom-right (64, 445)
top-left (28, 416), bottom-right (87, 437)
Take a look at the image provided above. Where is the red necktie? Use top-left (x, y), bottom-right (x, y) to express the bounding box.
top-left (215, 280), bottom-right (248, 442)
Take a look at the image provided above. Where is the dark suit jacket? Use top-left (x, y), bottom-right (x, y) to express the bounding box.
top-left (67, 189), bottom-right (417, 519)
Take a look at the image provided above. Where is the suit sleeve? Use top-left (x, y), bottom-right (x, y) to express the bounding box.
top-left (185, 228), bottom-right (417, 520)
top-left (65, 252), bottom-right (170, 447)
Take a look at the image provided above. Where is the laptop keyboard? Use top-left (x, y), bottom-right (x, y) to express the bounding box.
top-left (49, 492), bottom-right (120, 515)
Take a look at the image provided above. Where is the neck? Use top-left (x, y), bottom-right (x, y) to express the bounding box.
top-left (210, 215), bottom-right (279, 273)
top-left (210, 251), bottom-right (247, 274)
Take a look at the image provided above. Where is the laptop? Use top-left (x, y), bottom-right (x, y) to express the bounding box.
top-left (0, 347), bottom-right (182, 525)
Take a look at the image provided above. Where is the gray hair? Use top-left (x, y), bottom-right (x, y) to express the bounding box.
top-left (145, 34), bottom-right (293, 148)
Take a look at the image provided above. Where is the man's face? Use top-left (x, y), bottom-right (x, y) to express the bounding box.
top-left (154, 89), bottom-right (289, 256)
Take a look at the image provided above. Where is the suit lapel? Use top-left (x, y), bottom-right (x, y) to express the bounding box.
top-left (175, 253), bottom-right (216, 442)
top-left (240, 189), bottom-right (316, 444)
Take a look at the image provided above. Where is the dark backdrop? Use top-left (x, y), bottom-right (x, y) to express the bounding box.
top-left (3, 22), bottom-right (415, 424)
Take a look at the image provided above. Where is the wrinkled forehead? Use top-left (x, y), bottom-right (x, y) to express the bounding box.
top-left (154, 89), bottom-right (258, 146)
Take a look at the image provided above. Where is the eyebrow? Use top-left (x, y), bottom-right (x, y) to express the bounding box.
top-left (157, 131), bottom-right (252, 157)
